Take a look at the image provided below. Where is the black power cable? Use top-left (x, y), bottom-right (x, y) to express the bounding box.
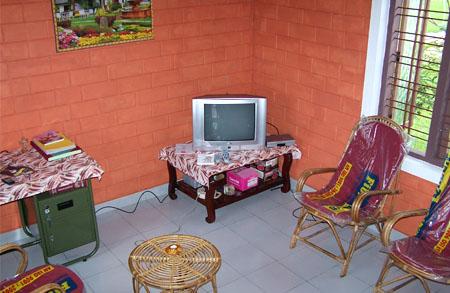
top-left (290, 190), bottom-right (317, 222)
top-left (266, 121), bottom-right (280, 135)
top-left (95, 190), bottom-right (168, 214)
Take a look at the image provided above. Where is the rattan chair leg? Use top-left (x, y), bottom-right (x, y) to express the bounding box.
top-left (340, 224), bottom-right (366, 277)
top-left (327, 220), bottom-right (346, 261)
top-left (297, 215), bottom-right (346, 263)
top-left (374, 257), bottom-right (423, 293)
top-left (290, 208), bottom-right (308, 249)
top-left (211, 275), bottom-right (218, 293)
top-left (132, 277), bottom-right (138, 293)
top-left (374, 257), bottom-right (394, 292)
top-left (417, 276), bottom-right (431, 293)
top-left (389, 275), bottom-right (419, 292)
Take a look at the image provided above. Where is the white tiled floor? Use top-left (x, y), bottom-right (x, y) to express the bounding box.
top-left (1, 188), bottom-right (449, 293)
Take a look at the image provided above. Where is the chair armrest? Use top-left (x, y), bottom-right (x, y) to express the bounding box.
top-left (295, 167), bottom-right (337, 192)
top-left (351, 189), bottom-right (400, 223)
top-left (30, 283), bottom-right (65, 293)
top-left (381, 209), bottom-right (428, 247)
top-left (0, 242), bottom-right (28, 275)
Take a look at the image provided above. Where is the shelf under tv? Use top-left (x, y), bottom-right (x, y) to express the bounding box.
top-left (166, 153), bottom-right (293, 223)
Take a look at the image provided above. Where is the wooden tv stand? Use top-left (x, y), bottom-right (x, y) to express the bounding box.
top-left (160, 145), bottom-right (300, 223)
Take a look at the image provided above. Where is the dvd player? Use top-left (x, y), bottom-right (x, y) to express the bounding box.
top-left (266, 134), bottom-right (295, 147)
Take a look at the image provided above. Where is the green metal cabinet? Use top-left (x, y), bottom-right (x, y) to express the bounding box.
top-left (32, 180), bottom-right (99, 265)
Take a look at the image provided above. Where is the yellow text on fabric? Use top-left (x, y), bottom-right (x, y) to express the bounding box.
top-left (0, 265), bottom-right (54, 293)
top-left (310, 162), bottom-right (353, 200)
top-left (434, 222), bottom-right (450, 254)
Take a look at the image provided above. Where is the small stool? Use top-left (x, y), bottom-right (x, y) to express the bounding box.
top-left (128, 234), bottom-right (221, 293)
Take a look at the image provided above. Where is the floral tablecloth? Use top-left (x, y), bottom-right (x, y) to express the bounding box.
top-left (0, 148), bottom-right (104, 205)
top-left (159, 145), bottom-right (301, 187)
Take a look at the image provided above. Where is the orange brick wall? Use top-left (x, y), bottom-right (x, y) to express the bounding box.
top-left (251, 0), bottom-right (436, 235)
top-left (0, 0), bottom-right (438, 235)
top-left (252, 0), bottom-right (370, 176)
top-left (0, 0), bottom-right (254, 233)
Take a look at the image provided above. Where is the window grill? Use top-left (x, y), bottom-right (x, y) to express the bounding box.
top-left (380, 0), bottom-right (450, 165)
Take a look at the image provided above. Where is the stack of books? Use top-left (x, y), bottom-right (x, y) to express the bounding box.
top-left (31, 130), bottom-right (82, 161)
top-left (250, 157), bottom-right (279, 182)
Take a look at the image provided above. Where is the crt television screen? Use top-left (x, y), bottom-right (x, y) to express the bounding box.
top-left (204, 104), bottom-right (256, 141)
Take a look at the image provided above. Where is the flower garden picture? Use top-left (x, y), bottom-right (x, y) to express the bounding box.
top-left (52, 0), bottom-right (153, 52)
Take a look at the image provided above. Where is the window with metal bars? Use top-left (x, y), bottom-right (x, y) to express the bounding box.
top-left (380, 0), bottom-right (450, 166)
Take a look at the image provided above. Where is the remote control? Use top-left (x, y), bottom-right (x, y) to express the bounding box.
top-left (2, 178), bottom-right (15, 185)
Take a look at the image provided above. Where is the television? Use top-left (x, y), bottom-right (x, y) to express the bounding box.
top-left (192, 95), bottom-right (267, 151)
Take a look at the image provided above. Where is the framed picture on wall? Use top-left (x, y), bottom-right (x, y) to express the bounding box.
top-left (52, 0), bottom-right (153, 52)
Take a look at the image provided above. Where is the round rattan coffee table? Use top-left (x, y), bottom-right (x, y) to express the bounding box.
top-left (128, 234), bottom-right (221, 293)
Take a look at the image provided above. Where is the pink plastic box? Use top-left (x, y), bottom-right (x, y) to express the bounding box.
top-left (227, 168), bottom-right (258, 191)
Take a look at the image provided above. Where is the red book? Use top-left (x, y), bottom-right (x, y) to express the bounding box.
top-left (33, 130), bottom-right (64, 145)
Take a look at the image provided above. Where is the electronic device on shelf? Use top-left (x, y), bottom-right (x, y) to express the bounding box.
top-left (196, 153), bottom-right (215, 165)
top-left (183, 175), bottom-right (202, 189)
top-left (175, 143), bottom-right (193, 154)
top-left (266, 134), bottom-right (295, 148)
top-left (192, 94), bottom-right (267, 151)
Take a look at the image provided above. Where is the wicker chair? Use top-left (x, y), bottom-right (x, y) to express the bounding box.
top-left (0, 243), bottom-right (82, 292)
top-left (374, 154), bottom-right (450, 292)
top-left (290, 116), bottom-right (408, 277)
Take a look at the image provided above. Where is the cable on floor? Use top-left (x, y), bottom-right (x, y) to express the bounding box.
top-left (270, 186), bottom-right (281, 191)
top-left (95, 190), bottom-right (169, 214)
top-left (95, 188), bottom-right (199, 248)
top-left (169, 193), bottom-right (201, 234)
top-left (132, 191), bottom-right (201, 246)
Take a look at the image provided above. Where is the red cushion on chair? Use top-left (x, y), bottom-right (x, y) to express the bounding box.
top-left (0, 264), bottom-right (83, 293)
top-left (390, 237), bottom-right (450, 282)
top-left (417, 184), bottom-right (450, 255)
top-left (299, 193), bottom-right (376, 225)
top-left (298, 120), bottom-right (407, 224)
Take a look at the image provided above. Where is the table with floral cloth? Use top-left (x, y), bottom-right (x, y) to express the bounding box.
top-left (0, 147), bottom-right (104, 265)
top-left (0, 148), bottom-right (104, 205)
top-left (159, 145), bottom-right (301, 223)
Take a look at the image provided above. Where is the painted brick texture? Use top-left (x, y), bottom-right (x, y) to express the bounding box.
top-left (252, 0), bottom-right (370, 181)
top-left (0, 0), bottom-right (438, 236)
top-left (0, 0), bottom-right (253, 233)
top-left (252, 0), bottom-right (436, 235)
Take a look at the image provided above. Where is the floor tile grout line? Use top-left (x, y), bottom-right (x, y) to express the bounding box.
top-left (243, 274), bottom-right (271, 293)
top-left (71, 239), bottom-right (128, 281)
top-left (82, 262), bottom-right (133, 291)
top-left (246, 259), bottom-right (310, 292)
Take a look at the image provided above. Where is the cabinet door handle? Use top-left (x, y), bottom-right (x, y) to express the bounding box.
top-left (57, 200), bottom-right (74, 210)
